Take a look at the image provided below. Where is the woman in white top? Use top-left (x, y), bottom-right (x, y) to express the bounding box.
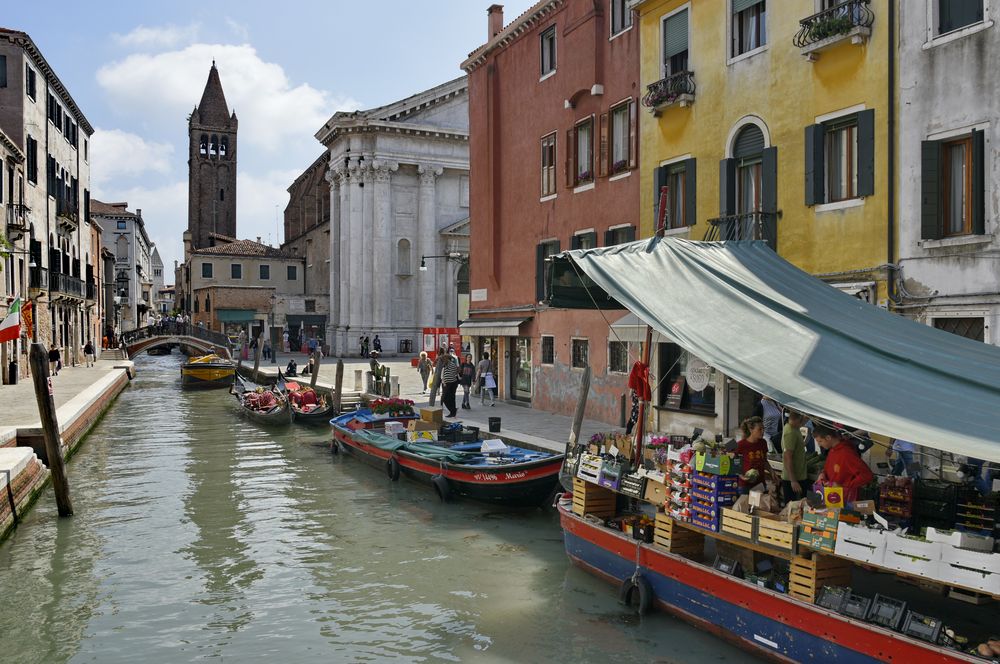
top-left (476, 352), bottom-right (496, 406)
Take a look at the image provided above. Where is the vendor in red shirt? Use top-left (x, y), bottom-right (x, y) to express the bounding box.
top-left (736, 416), bottom-right (776, 492)
top-left (814, 422), bottom-right (874, 503)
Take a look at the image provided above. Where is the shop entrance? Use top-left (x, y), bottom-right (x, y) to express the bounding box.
top-left (511, 336), bottom-right (532, 402)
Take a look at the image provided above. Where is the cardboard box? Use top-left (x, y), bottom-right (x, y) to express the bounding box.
top-left (798, 529), bottom-right (837, 553)
top-left (935, 561), bottom-right (1000, 595)
top-left (695, 451), bottom-right (742, 476)
top-left (940, 544), bottom-right (1000, 574)
top-left (644, 479), bottom-right (669, 507)
top-left (420, 406), bottom-right (444, 424)
top-left (835, 523), bottom-right (888, 565)
top-left (884, 533), bottom-right (942, 578)
top-left (801, 509), bottom-right (840, 533)
top-left (407, 419), bottom-right (438, 433)
top-left (406, 430), bottom-right (438, 443)
top-left (925, 527), bottom-right (995, 553)
top-left (852, 500), bottom-right (876, 515)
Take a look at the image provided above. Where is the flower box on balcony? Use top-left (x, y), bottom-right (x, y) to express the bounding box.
top-left (641, 71), bottom-right (695, 117)
top-left (794, 0), bottom-right (874, 62)
top-left (799, 24), bottom-right (871, 60)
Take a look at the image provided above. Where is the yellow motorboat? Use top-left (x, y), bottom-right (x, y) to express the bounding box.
top-left (180, 354), bottom-right (236, 389)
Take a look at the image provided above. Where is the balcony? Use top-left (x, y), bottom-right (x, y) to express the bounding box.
top-left (5, 203), bottom-right (30, 240)
top-left (793, 0), bottom-right (874, 61)
top-left (640, 71), bottom-right (695, 116)
top-left (56, 197), bottom-right (79, 234)
top-left (703, 211), bottom-right (778, 251)
top-left (51, 271), bottom-right (85, 298)
top-left (29, 266), bottom-right (48, 292)
top-left (86, 279), bottom-right (97, 300)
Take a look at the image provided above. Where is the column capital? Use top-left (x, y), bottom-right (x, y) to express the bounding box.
top-left (326, 164), bottom-right (347, 184)
top-left (371, 159), bottom-right (399, 183)
top-left (417, 164), bottom-right (444, 184)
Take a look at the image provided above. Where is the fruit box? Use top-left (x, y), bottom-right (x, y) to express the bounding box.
top-left (925, 527), bottom-right (995, 553)
top-left (934, 560), bottom-right (1000, 595)
top-left (801, 509), bottom-right (840, 533)
top-left (883, 533), bottom-right (942, 578)
top-left (940, 544), bottom-right (1000, 574)
top-left (834, 523), bottom-right (888, 565)
top-left (694, 452), bottom-right (742, 476)
top-left (797, 529), bottom-right (837, 553)
top-left (643, 479), bottom-right (669, 507)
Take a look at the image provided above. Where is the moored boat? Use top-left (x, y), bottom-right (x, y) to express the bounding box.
top-left (181, 353), bottom-right (235, 389)
top-left (331, 409), bottom-right (564, 506)
top-left (231, 375), bottom-right (292, 426)
top-left (285, 380), bottom-right (337, 425)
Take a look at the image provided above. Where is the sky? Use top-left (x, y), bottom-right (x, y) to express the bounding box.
top-left (5, 0), bottom-right (536, 277)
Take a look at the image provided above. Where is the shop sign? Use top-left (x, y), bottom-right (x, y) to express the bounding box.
top-left (687, 358), bottom-right (711, 392)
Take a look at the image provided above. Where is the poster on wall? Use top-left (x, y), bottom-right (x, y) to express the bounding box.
top-left (666, 377), bottom-right (686, 409)
top-left (423, 333), bottom-right (436, 353)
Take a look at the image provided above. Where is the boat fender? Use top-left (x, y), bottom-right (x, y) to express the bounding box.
top-left (431, 474), bottom-right (450, 502)
top-left (387, 456), bottom-right (401, 482)
top-left (618, 574), bottom-right (653, 615)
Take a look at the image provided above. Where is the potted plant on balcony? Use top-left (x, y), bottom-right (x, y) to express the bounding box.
top-left (808, 14), bottom-right (854, 42)
top-left (611, 159), bottom-right (630, 175)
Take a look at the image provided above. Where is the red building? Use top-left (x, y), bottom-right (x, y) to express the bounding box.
top-left (461, 1), bottom-right (639, 423)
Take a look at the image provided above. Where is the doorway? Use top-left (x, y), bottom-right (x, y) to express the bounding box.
top-left (511, 336), bottom-right (532, 402)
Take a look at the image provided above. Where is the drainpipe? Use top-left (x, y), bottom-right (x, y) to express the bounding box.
top-left (886, 0), bottom-right (897, 308)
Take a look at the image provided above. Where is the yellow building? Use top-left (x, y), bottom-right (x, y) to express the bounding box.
top-left (629, 0), bottom-right (892, 435)
top-left (634, 0), bottom-right (891, 303)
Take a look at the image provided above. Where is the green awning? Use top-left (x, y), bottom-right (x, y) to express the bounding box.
top-left (286, 315), bottom-right (327, 326)
top-left (217, 309), bottom-right (257, 322)
top-left (552, 237), bottom-right (1000, 462)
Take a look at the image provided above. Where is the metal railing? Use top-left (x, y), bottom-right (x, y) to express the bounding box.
top-left (121, 323), bottom-right (234, 352)
top-left (51, 271), bottom-right (84, 297)
top-left (793, 0), bottom-right (874, 49)
top-left (29, 266), bottom-right (48, 290)
top-left (5, 202), bottom-right (30, 231)
top-left (56, 197), bottom-right (79, 226)
top-left (703, 211), bottom-right (778, 251)
top-left (640, 70), bottom-right (696, 110)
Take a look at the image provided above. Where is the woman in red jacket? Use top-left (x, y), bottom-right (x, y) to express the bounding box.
top-left (814, 422), bottom-right (874, 503)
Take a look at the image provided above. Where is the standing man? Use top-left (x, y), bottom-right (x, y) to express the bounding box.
top-left (83, 340), bottom-right (95, 367)
top-left (440, 348), bottom-right (461, 418)
top-left (48, 345), bottom-right (60, 376)
top-left (428, 345), bottom-right (448, 406)
top-left (781, 411), bottom-right (808, 503)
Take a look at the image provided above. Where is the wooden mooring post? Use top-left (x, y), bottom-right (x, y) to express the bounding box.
top-left (28, 343), bottom-right (74, 516)
top-left (332, 359), bottom-right (344, 414)
top-left (310, 350), bottom-right (321, 389)
top-left (252, 334), bottom-right (263, 379)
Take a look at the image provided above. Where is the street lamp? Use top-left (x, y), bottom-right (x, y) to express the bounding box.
top-left (420, 252), bottom-right (466, 271)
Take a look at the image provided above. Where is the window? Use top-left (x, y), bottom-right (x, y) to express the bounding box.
top-left (609, 101), bottom-right (632, 175)
top-left (305, 299), bottom-right (316, 313)
top-left (540, 26), bottom-right (557, 76)
top-left (204, 295), bottom-right (211, 312)
top-left (571, 338), bottom-right (589, 369)
top-left (194, 297), bottom-right (199, 313)
top-left (732, 0), bottom-right (767, 57)
top-left (934, 316), bottom-right (985, 342)
top-left (541, 133), bottom-right (557, 197)
top-left (611, 0), bottom-right (633, 35)
top-left (575, 117), bottom-right (594, 185)
top-left (604, 225), bottom-right (636, 246)
top-left (260, 264), bottom-right (270, 280)
top-left (202, 262), bottom-right (213, 278)
top-left (535, 239), bottom-right (560, 301)
top-left (200, 135), bottom-right (208, 156)
top-left (219, 188), bottom-right (225, 201)
top-left (541, 336), bottom-right (555, 364)
top-left (938, 0), bottom-right (984, 34)
top-left (287, 265), bottom-right (298, 280)
top-left (658, 343), bottom-right (716, 413)
top-left (921, 131), bottom-right (985, 239)
top-left (571, 231), bottom-right (597, 249)
top-left (154, 268), bottom-right (161, 277)
top-left (84, 139), bottom-right (88, 162)
top-left (231, 263), bottom-right (242, 279)
top-left (25, 64), bottom-right (36, 100)
top-left (653, 160), bottom-right (696, 228)
top-left (115, 219), bottom-right (128, 230)
top-left (26, 136), bottom-right (37, 184)
top-left (0, 55), bottom-right (6, 88)
top-left (662, 7), bottom-right (690, 75)
top-left (806, 110), bottom-right (874, 206)
top-left (608, 340), bottom-right (629, 373)
top-left (825, 119), bottom-right (858, 202)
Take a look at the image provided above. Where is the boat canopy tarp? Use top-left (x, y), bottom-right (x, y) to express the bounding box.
top-left (550, 237), bottom-right (1000, 462)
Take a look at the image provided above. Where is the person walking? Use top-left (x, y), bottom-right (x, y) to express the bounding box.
top-left (476, 352), bottom-right (496, 406)
top-left (428, 346), bottom-right (448, 406)
top-left (417, 351), bottom-right (433, 393)
top-left (283, 330), bottom-right (290, 353)
top-left (48, 345), bottom-right (60, 376)
top-left (459, 354), bottom-right (476, 409)
top-left (373, 334), bottom-right (382, 354)
top-left (362, 336), bottom-right (370, 358)
top-left (440, 349), bottom-right (461, 418)
top-left (890, 439), bottom-right (916, 477)
top-left (83, 340), bottom-right (95, 367)
top-left (263, 338), bottom-right (272, 361)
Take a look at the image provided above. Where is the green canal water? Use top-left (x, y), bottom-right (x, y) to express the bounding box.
top-left (0, 354), bottom-right (756, 663)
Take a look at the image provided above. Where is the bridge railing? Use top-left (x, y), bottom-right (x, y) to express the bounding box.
top-left (121, 324), bottom-right (234, 355)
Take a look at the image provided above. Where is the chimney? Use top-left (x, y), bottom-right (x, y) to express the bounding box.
top-left (257, 236), bottom-right (261, 245)
top-left (136, 208), bottom-right (142, 217)
top-left (488, 4), bottom-right (504, 39)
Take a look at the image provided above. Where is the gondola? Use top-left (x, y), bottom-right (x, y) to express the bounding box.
top-left (283, 375), bottom-right (338, 425)
top-left (230, 374), bottom-right (293, 426)
top-left (330, 409), bottom-right (564, 506)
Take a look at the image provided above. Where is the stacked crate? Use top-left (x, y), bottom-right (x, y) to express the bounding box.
top-left (572, 477), bottom-right (617, 518)
top-left (913, 480), bottom-right (957, 530)
top-left (789, 554), bottom-right (853, 604)
top-left (798, 509), bottom-right (840, 553)
top-left (654, 511), bottom-right (705, 559)
top-left (878, 477), bottom-right (914, 521)
top-left (689, 472), bottom-right (739, 532)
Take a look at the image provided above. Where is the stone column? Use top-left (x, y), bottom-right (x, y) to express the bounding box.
top-left (416, 165), bottom-right (443, 330)
top-left (348, 160), bottom-right (364, 335)
top-left (372, 160), bottom-right (398, 331)
top-left (325, 165), bottom-right (342, 353)
top-left (361, 160), bottom-right (375, 331)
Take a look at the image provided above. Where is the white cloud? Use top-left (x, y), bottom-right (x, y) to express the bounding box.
top-left (224, 18), bottom-right (250, 43)
top-left (96, 43), bottom-right (361, 156)
top-left (237, 169), bottom-right (303, 248)
top-left (92, 180), bottom-right (189, 274)
top-left (113, 23), bottom-right (200, 49)
top-left (90, 128), bottom-right (174, 187)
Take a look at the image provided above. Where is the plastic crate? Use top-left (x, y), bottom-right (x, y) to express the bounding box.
top-left (867, 594), bottom-right (907, 631)
top-left (438, 425), bottom-right (480, 443)
top-left (914, 480), bottom-right (957, 503)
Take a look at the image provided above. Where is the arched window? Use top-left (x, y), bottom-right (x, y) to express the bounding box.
top-left (200, 134), bottom-right (209, 155)
top-left (396, 238), bottom-right (411, 274)
top-left (220, 136), bottom-right (228, 157)
top-left (204, 295), bottom-right (211, 312)
top-left (220, 188), bottom-right (225, 201)
top-left (457, 263), bottom-right (470, 294)
top-left (210, 135), bottom-right (218, 156)
top-left (194, 297), bottom-right (200, 313)
top-left (116, 235), bottom-right (128, 260)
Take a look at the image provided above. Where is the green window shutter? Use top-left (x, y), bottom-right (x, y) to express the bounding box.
top-left (683, 158), bottom-right (697, 226)
top-left (972, 129), bottom-right (985, 235)
top-left (585, 231), bottom-right (597, 248)
top-left (805, 124), bottom-right (825, 206)
top-left (624, 226), bottom-right (636, 242)
top-left (570, 235), bottom-right (581, 250)
top-left (762, 147), bottom-right (778, 214)
top-left (857, 109), bottom-right (875, 197)
top-left (719, 158), bottom-right (736, 216)
top-left (653, 165), bottom-right (669, 228)
top-left (536, 243), bottom-right (546, 302)
top-left (604, 229), bottom-right (614, 246)
top-left (920, 141), bottom-right (943, 240)
top-left (663, 9), bottom-right (689, 60)
top-left (732, 0), bottom-right (762, 14)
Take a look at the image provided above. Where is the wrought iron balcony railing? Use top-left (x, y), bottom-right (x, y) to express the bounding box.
top-left (793, 0), bottom-right (874, 51)
top-left (29, 266), bottom-right (49, 291)
top-left (640, 70), bottom-right (695, 114)
top-left (703, 211), bottom-right (778, 251)
top-left (51, 271), bottom-right (85, 297)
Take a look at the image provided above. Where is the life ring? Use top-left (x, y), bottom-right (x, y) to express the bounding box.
top-left (618, 574), bottom-right (653, 615)
top-left (387, 456), bottom-right (401, 482)
top-left (432, 474), bottom-right (450, 502)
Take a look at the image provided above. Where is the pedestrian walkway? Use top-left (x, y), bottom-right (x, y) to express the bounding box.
top-left (258, 356), bottom-right (620, 453)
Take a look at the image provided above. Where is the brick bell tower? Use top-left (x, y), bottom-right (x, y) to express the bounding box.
top-left (188, 61), bottom-right (237, 249)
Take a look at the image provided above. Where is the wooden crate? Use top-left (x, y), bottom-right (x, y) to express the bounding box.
top-left (572, 477), bottom-right (617, 518)
top-left (789, 554), bottom-right (853, 604)
top-left (654, 512), bottom-right (705, 559)
top-left (757, 517), bottom-right (797, 554)
top-left (721, 508), bottom-right (755, 540)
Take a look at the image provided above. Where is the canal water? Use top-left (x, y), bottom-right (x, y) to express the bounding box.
top-left (0, 354), bottom-right (756, 663)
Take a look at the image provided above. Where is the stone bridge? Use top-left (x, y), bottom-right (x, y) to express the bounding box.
top-left (121, 324), bottom-right (233, 360)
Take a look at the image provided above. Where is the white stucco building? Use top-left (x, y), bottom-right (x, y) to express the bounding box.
top-left (898, 1), bottom-right (999, 344)
top-left (92, 200), bottom-right (154, 332)
top-left (315, 77), bottom-right (470, 357)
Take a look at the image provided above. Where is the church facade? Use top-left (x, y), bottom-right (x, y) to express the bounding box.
top-left (315, 77), bottom-right (470, 357)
